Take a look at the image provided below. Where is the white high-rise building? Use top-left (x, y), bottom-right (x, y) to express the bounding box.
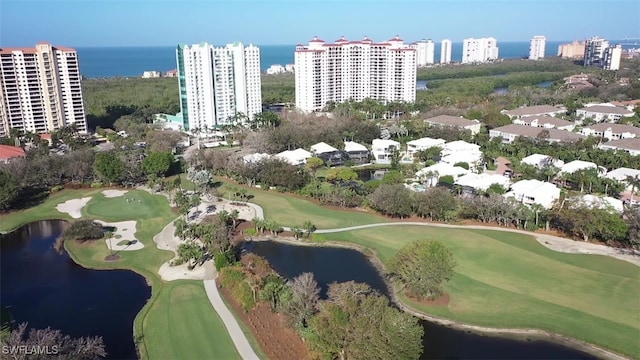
top-left (294, 35), bottom-right (417, 113)
top-left (529, 35), bottom-right (546, 60)
top-left (416, 39), bottom-right (435, 66)
top-left (603, 45), bottom-right (622, 71)
top-left (440, 39), bottom-right (452, 64)
top-left (0, 42), bottom-right (87, 137)
top-left (462, 37), bottom-right (499, 63)
top-left (583, 36), bottom-right (610, 67)
top-left (176, 42), bottom-right (261, 131)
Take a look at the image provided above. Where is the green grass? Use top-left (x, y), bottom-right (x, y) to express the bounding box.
top-left (142, 282), bottom-right (240, 360)
top-left (1, 188), bottom-right (243, 360)
top-left (0, 189), bottom-right (102, 233)
top-left (218, 181), bottom-right (384, 229)
top-left (316, 226), bottom-right (640, 358)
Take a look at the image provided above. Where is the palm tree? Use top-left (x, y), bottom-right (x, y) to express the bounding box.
top-left (229, 210), bottom-right (240, 229)
top-left (291, 226), bottom-right (303, 240)
top-left (627, 175), bottom-right (640, 205)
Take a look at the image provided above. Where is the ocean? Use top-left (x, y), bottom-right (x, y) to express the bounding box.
top-left (76, 40), bottom-right (618, 78)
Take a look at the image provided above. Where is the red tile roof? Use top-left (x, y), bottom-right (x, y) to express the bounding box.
top-left (40, 133), bottom-right (52, 140)
top-left (0, 145), bottom-right (26, 160)
top-left (388, 35), bottom-right (403, 42)
top-left (310, 36), bottom-right (325, 43)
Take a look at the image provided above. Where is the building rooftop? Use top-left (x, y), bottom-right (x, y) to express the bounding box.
top-left (455, 173), bottom-right (510, 191)
top-left (516, 115), bottom-right (574, 128)
top-left (509, 179), bottom-right (559, 195)
top-left (521, 154), bottom-right (564, 168)
top-left (569, 194), bottom-right (624, 213)
top-left (242, 153), bottom-right (271, 164)
top-left (491, 124), bottom-right (586, 142)
top-left (441, 140), bottom-right (481, 152)
top-left (372, 139), bottom-right (400, 148)
top-left (599, 138), bottom-right (640, 151)
top-left (584, 123), bottom-right (640, 137)
top-left (310, 142), bottom-right (339, 155)
top-left (604, 167), bottom-right (640, 182)
top-left (0, 145), bottom-right (26, 160)
top-left (578, 105), bottom-right (634, 115)
top-left (559, 160), bottom-right (598, 174)
top-left (407, 137), bottom-right (445, 148)
top-left (424, 115), bottom-right (480, 127)
top-left (503, 105), bottom-right (566, 117)
top-left (416, 163), bottom-right (469, 177)
top-left (344, 141), bottom-right (368, 152)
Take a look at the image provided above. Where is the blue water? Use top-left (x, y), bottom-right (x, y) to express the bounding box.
top-left (76, 41), bottom-right (631, 78)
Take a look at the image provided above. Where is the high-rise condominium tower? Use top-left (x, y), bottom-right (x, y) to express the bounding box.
top-left (440, 39), bottom-right (452, 64)
top-left (0, 42), bottom-right (87, 137)
top-left (294, 35), bottom-right (417, 113)
top-left (583, 36), bottom-right (610, 68)
top-left (416, 39), bottom-right (435, 66)
top-left (529, 35), bottom-right (546, 60)
top-left (176, 42), bottom-right (261, 131)
top-left (462, 37), bottom-right (499, 63)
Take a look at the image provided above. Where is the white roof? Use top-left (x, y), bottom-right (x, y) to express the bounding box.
top-left (276, 148), bottom-right (312, 165)
top-left (406, 137), bottom-right (446, 148)
top-left (455, 173), bottom-right (510, 191)
top-left (604, 167), bottom-right (640, 182)
top-left (440, 152), bottom-right (482, 165)
top-left (570, 194), bottom-right (624, 213)
top-left (242, 153), bottom-right (271, 163)
top-left (372, 139), bottom-right (400, 148)
top-left (416, 163), bottom-right (469, 177)
top-left (559, 160), bottom-right (598, 174)
top-left (344, 141), bottom-right (368, 152)
top-left (311, 142), bottom-right (339, 154)
top-left (441, 140), bottom-right (480, 152)
top-left (510, 179), bottom-right (560, 195)
top-left (521, 154), bottom-right (564, 168)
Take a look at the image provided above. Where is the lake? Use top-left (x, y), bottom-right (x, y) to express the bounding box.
top-left (247, 241), bottom-right (597, 359)
top-left (0, 221), bottom-right (151, 359)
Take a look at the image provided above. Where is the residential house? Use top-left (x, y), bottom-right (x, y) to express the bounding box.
top-left (504, 179), bottom-right (561, 209)
top-left (416, 163), bottom-right (469, 187)
top-left (598, 138), bottom-right (640, 156)
top-left (242, 153), bottom-right (271, 164)
top-left (344, 141), bottom-right (370, 165)
top-left (568, 194), bottom-right (624, 213)
top-left (604, 167), bottom-right (640, 192)
top-left (439, 140), bottom-right (483, 171)
top-left (581, 123), bottom-right (640, 140)
top-left (0, 145), bottom-right (26, 164)
top-left (424, 115), bottom-right (482, 135)
top-left (275, 148), bottom-right (312, 166)
top-left (371, 139), bottom-right (400, 164)
top-left (455, 173), bottom-right (511, 193)
top-left (406, 137), bottom-right (445, 160)
top-left (513, 115), bottom-right (575, 131)
top-left (489, 124), bottom-right (585, 143)
top-left (520, 154), bottom-right (565, 169)
top-left (559, 160), bottom-right (605, 176)
top-left (576, 103), bottom-right (634, 123)
top-left (310, 142), bottom-right (345, 166)
top-left (501, 105), bottom-right (566, 119)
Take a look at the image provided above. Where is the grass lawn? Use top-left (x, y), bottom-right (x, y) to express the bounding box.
top-left (0, 189), bottom-right (103, 233)
top-left (315, 226), bottom-right (640, 358)
top-left (1, 188), bottom-right (243, 360)
top-left (218, 181), bottom-right (384, 229)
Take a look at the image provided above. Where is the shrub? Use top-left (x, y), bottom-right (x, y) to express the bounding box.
top-left (90, 182), bottom-right (103, 188)
top-left (220, 266), bottom-right (245, 290)
top-left (244, 228), bottom-right (258, 237)
top-left (214, 249), bottom-right (236, 271)
top-left (61, 220), bottom-right (104, 242)
top-left (453, 162), bottom-right (469, 170)
top-left (50, 185), bottom-right (65, 193)
top-left (232, 281), bottom-right (255, 311)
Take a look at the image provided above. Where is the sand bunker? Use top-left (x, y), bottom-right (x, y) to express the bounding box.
top-left (158, 262), bottom-right (207, 281)
top-left (96, 220), bottom-right (144, 251)
top-left (102, 189), bottom-right (128, 198)
top-left (56, 197), bottom-right (92, 219)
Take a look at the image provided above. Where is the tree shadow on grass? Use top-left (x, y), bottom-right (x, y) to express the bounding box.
top-left (7, 187), bottom-right (50, 211)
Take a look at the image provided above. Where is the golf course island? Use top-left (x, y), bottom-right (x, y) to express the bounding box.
top-left (0, 183), bottom-right (638, 359)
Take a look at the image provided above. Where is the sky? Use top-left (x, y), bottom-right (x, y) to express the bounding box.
top-left (1, 0), bottom-right (639, 47)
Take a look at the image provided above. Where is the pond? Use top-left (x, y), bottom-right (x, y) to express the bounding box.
top-left (0, 220), bottom-right (151, 359)
top-left (247, 241), bottom-right (597, 359)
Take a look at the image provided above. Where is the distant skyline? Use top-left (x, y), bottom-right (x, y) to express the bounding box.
top-left (1, 0), bottom-right (639, 47)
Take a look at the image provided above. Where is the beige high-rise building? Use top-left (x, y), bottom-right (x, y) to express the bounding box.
top-left (557, 40), bottom-right (586, 59)
top-left (0, 42), bottom-right (87, 137)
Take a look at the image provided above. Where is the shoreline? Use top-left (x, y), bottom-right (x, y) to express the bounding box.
top-left (250, 236), bottom-right (631, 360)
